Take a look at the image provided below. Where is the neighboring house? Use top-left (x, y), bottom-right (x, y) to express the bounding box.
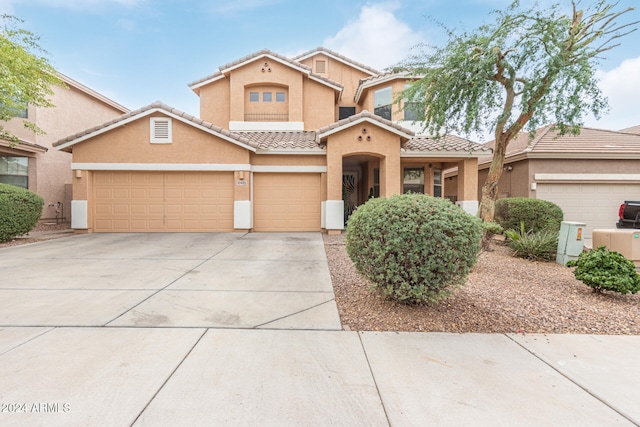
top-left (54, 48), bottom-right (491, 234)
top-left (620, 125), bottom-right (640, 134)
top-left (445, 125), bottom-right (640, 238)
top-left (0, 73), bottom-right (129, 223)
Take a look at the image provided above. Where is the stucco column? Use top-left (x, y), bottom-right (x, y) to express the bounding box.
top-left (234, 170), bottom-right (252, 229)
top-left (325, 147), bottom-right (344, 232)
top-left (456, 157), bottom-right (479, 215)
top-left (383, 151), bottom-right (401, 196)
top-left (71, 169), bottom-right (90, 232)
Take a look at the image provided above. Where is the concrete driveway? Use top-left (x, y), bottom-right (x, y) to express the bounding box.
top-left (1, 233), bottom-right (639, 426)
top-left (1, 232), bottom-right (340, 329)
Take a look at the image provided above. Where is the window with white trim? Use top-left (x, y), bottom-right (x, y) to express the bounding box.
top-left (150, 117), bottom-right (172, 143)
top-left (433, 168), bottom-right (442, 197)
top-left (374, 86), bottom-right (392, 120)
top-left (0, 156), bottom-right (28, 188)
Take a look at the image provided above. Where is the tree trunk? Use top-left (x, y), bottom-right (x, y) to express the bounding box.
top-left (479, 134), bottom-right (508, 223)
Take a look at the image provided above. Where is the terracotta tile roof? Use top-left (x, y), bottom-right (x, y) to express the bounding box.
top-left (240, 131), bottom-right (321, 150)
top-left (480, 124), bottom-right (640, 164)
top-left (188, 49), bottom-right (343, 93)
top-left (405, 134), bottom-right (491, 153)
top-left (317, 110), bottom-right (414, 136)
top-left (53, 101), bottom-right (258, 150)
top-left (292, 47), bottom-right (381, 75)
top-left (354, 71), bottom-right (417, 103)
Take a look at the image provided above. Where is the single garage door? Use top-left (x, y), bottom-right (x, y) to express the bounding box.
top-left (536, 182), bottom-right (640, 238)
top-left (253, 173), bottom-right (321, 232)
top-left (93, 171), bottom-right (234, 232)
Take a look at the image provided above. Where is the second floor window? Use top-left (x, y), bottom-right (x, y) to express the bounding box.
top-left (374, 86), bottom-right (392, 120)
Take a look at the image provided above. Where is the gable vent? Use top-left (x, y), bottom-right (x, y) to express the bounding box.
top-left (150, 117), bottom-right (172, 143)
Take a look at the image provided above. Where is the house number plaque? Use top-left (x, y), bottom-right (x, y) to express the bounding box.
top-left (236, 180), bottom-right (247, 186)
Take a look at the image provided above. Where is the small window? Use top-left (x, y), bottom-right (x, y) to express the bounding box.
top-left (404, 84), bottom-right (422, 121)
top-left (150, 117), bottom-right (172, 143)
top-left (373, 167), bottom-right (380, 198)
top-left (263, 92), bottom-right (272, 102)
top-left (403, 167), bottom-right (424, 194)
top-left (276, 92), bottom-right (286, 102)
top-left (433, 168), bottom-right (442, 197)
top-left (339, 106), bottom-right (356, 120)
top-left (315, 60), bottom-right (326, 73)
top-left (0, 156), bottom-right (28, 188)
top-left (249, 92), bottom-right (259, 102)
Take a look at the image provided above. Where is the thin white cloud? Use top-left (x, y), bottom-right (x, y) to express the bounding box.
top-left (584, 57), bottom-right (640, 130)
top-left (322, 1), bottom-right (425, 70)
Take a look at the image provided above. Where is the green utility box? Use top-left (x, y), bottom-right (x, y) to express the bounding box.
top-left (556, 221), bottom-right (586, 265)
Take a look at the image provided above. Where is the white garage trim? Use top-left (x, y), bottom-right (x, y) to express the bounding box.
top-left (72, 163), bottom-right (251, 171)
top-left (535, 173), bottom-right (640, 183)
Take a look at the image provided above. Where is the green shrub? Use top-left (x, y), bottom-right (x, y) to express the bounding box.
top-left (345, 193), bottom-right (482, 304)
top-left (566, 246), bottom-right (640, 294)
top-left (495, 197), bottom-right (563, 233)
top-left (505, 222), bottom-right (558, 261)
top-left (0, 183), bottom-right (44, 242)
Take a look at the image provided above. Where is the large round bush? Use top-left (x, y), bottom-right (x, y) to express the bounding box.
top-left (345, 194), bottom-right (482, 304)
top-left (495, 197), bottom-right (563, 233)
top-left (0, 183), bottom-right (44, 242)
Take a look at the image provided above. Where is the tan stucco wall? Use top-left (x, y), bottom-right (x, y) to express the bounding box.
top-left (72, 114), bottom-right (250, 164)
top-left (303, 79), bottom-right (337, 130)
top-left (2, 82), bottom-right (125, 222)
top-left (199, 79), bottom-right (230, 126)
top-left (298, 54), bottom-right (371, 117)
top-left (228, 60), bottom-right (304, 123)
top-left (197, 57), bottom-right (338, 131)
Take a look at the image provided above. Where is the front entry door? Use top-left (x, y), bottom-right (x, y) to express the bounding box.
top-left (342, 171), bottom-right (359, 221)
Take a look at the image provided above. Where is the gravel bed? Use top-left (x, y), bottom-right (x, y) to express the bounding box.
top-left (0, 222), bottom-right (72, 249)
top-left (324, 233), bottom-right (640, 334)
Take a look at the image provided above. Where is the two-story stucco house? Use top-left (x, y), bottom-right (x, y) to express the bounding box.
top-left (54, 48), bottom-right (491, 234)
top-left (1, 73), bottom-right (129, 223)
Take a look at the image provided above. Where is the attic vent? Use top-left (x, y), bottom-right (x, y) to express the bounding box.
top-left (150, 117), bottom-right (172, 143)
top-left (315, 60), bottom-right (326, 74)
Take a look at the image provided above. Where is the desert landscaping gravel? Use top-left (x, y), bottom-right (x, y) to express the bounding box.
top-left (324, 233), bottom-right (640, 335)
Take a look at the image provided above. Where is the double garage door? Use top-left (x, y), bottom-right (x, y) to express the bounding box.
top-left (92, 171), bottom-right (321, 232)
top-left (536, 182), bottom-right (640, 238)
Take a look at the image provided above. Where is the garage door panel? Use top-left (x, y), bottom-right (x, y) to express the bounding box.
top-left (93, 171), bottom-right (234, 232)
top-left (537, 183), bottom-right (640, 238)
top-left (253, 173), bottom-right (321, 232)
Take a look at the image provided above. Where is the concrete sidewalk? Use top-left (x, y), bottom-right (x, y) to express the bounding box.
top-left (0, 233), bottom-right (638, 426)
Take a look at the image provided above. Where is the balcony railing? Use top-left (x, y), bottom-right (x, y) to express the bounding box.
top-left (244, 113), bottom-right (289, 122)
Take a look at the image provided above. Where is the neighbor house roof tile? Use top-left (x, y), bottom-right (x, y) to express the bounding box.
top-left (480, 125), bottom-right (640, 164)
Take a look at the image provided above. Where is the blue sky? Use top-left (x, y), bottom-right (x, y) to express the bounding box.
top-left (1, 0), bottom-right (639, 140)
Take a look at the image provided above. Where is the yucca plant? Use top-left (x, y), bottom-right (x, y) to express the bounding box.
top-left (505, 222), bottom-right (558, 261)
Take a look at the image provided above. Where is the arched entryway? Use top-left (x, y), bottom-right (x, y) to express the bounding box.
top-left (342, 154), bottom-right (381, 222)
